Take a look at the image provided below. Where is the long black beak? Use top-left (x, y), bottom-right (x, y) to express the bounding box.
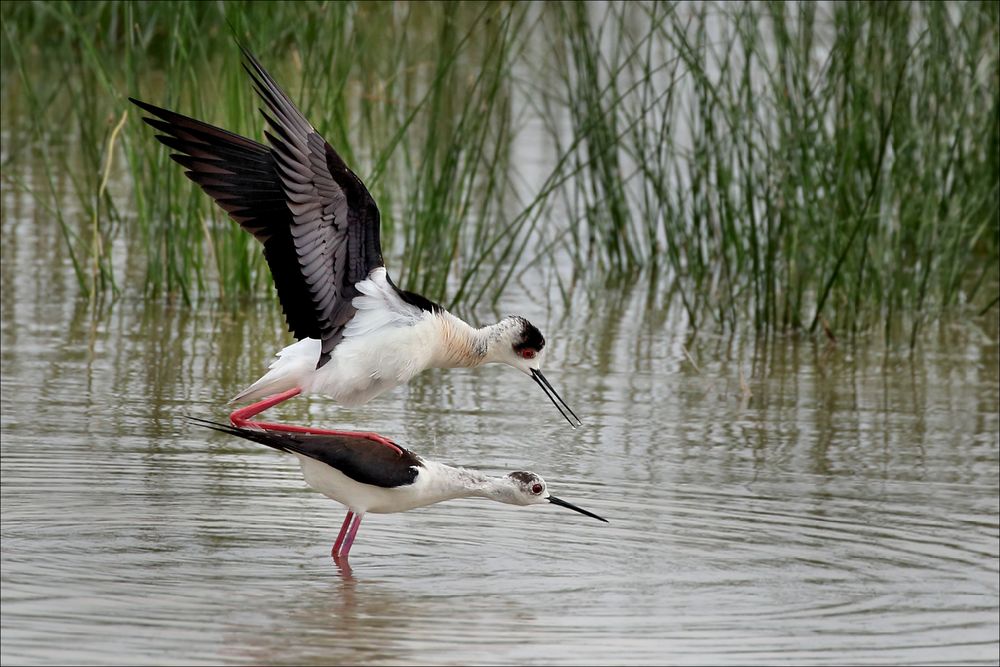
top-left (531, 369), bottom-right (582, 428)
top-left (547, 495), bottom-right (608, 523)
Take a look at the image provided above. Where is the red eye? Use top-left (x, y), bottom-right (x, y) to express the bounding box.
top-left (520, 349), bottom-right (536, 360)
top-left (531, 483), bottom-right (543, 494)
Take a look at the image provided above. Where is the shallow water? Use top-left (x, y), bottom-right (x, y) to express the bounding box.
top-left (2, 8), bottom-right (999, 657)
top-left (2, 227), bottom-right (998, 664)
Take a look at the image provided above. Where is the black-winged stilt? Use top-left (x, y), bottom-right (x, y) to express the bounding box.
top-left (129, 47), bottom-right (581, 432)
top-left (190, 418), bottom-right (607, 559)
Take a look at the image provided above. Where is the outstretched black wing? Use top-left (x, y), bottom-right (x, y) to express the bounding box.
top-left (241, 47), bottom-right (384, 367)
top-left (129, 48), bottom-right (384, 367)
top-left (129, 98), bottom-right (322, 343)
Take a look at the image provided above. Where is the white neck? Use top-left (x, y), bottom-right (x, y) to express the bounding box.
top-left (430, 312), bottom-right (506, 369)
top-left (423, 462), bottom-right (514, 504)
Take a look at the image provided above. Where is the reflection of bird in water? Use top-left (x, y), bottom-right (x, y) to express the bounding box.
top-left (191, 418), bottom-right (606, 560)
top-left (129, 46), bottom-right (581, 438)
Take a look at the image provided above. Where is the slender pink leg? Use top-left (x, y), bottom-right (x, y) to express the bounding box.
top-left (339, 513), bottom-right (364, 558)
top-left (229, 388), bottom-right (403, 454)
top-left (331, 511), bottom-right (354, 557)
top-left (230, 388), bottom-right (302, 427)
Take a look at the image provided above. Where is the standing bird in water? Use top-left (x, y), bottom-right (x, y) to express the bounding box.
top-left (130, 47), bottom-right (581, 434)
top-left (190, 418), bottom-right (606, 559)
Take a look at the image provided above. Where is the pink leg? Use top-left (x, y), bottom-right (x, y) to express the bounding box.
top-left (230, 388), bottom-right (403, 454)
top-left (230, 387), bottom-right (302, 426)
top-left (331, 511), bottom-right (354, 557)
top-left (339, 513), bottom-right (364, 558)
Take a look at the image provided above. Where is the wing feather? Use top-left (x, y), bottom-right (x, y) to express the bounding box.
top-left (192, 419), bottom-right (422, 488)
top-left (240, 47), bottom-right (384, 366)
top-left (129, 97), bottom-right (323, 342)
top-left (132, 47), bottom-right (387, 368)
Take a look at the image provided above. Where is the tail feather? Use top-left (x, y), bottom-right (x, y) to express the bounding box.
top-left (228, 338), bottom-right (321, 404)
top-left (185, 416), bottom-right (292, 453)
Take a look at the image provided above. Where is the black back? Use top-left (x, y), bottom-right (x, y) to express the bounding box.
top-left (191, 419), bottom-right (422, 488)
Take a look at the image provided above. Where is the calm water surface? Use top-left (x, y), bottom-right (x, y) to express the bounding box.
top-left (2, 206), bottom-right (998, 665)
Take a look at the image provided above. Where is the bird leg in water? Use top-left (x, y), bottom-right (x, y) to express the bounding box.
top-left (338, 513), bottom-right (365, 558)
top-left (229, 388), bottom-right (403, 453)
top-left (332, 511), bottom-right (355, 557)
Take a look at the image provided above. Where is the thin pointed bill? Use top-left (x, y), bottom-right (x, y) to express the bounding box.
top-left (547, 495), bottom-right (608, 523)
top-left (531, 369), bottom-right (582, 428)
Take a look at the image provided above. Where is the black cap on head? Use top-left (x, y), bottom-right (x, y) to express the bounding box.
top-left (508, 470), bottom-right (541, 486)
top-left (511, 317), bottom-right (545, 354)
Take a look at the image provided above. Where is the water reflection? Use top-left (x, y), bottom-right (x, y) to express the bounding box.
top-left (2, 224), bottom-right (998, 663)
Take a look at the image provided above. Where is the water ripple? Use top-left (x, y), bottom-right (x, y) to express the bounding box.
top-left (3, 281), bottom-right (998, 664)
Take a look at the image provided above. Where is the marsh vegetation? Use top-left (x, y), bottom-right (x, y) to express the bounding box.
top-left (2, 1), bottom-right (997, 343)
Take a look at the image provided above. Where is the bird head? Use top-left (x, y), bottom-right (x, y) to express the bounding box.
top-left (485, 316), bottom-right (582, 428)
top-left (484, 315), bottom-right (545, 369)
top-left (496, 471), bottom-right (608, 523)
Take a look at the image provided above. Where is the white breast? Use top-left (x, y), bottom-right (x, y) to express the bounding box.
top-left (296, 455), bottom-right (459, 514)
top-left (296, 456), bottom-right (428, 514)
top-left (232, 268), bottom-right (450, 406)
top-left (306, 316), bottom-right (441, 405)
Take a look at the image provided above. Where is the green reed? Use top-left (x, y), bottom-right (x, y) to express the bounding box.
top-left (1, 1), bottom-right (996, 342)
top-left (540, 0), bottom-right (998, 341)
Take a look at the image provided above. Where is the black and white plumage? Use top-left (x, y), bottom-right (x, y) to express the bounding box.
top-left (130, 47), bottom-right (580, 428)
top-left (191, 418), bottom-right (607, 559)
